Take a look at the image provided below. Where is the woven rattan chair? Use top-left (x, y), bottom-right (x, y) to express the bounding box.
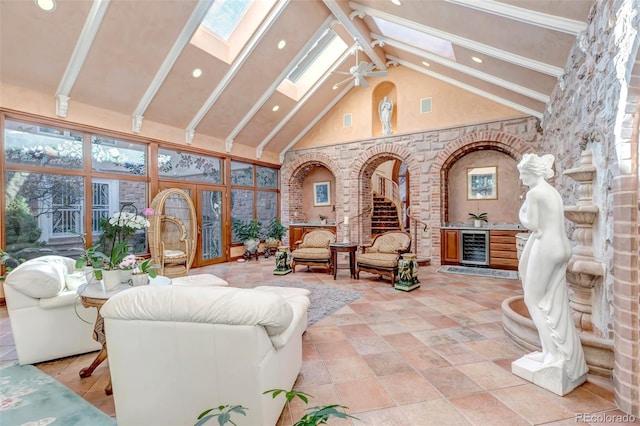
top-left (149, 189), bottom-right (197, 278)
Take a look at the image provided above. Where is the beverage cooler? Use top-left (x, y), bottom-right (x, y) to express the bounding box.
top-left (460, 230), bottom-right (489, 266)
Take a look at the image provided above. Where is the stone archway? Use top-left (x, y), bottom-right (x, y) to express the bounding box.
top-left (350, 144), bottom-right (423, 256)
top-left (430, 131), bottom-right (530, 264)
top-left (280, 152), bottom-right (341, 235)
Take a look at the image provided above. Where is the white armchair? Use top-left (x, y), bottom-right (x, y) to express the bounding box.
top-left (3, 255), bottom-right (101, 365)
top-left (101, 284), bottom-right (310, 426)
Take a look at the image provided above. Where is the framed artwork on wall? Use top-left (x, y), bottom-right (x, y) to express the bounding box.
top-left (313, 181), bottom-right (331, 206)
top-left (467, 166), bottom-right (497, 199)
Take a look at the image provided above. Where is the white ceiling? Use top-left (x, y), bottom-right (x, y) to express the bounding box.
top-left (0, 0), bottom-right (594, 161)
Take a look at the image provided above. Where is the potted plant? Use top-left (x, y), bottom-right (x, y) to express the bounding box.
top-left (232, 219), bottom-right (263, 257)
top-left (468, 212), bottom-right (488, 227)
top-left (265, 217), bottom-right (287, 246)
top-left (131, 258), bottom-right (160, 286)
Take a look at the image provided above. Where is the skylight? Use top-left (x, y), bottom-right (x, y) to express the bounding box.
top-left (201, 0), bottom-right (252, 41)
top-left (371, 16), bottom-right (456, 61)
top-left (278, 29), bottom-right (348, 101)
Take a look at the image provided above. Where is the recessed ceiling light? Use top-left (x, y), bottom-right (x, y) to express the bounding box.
top-left (471, 56), bottom-right (483, 63)
top-left (272, 105), bottom-right (280, 112)
top-left (277, 40), bottom-right (286, 49)
top-left (35, 0), bottom-right (56, 11)
top-left (332, 84), bottom-right (339, 90)
top-left (422, 61), bottom-right (430, 67)
top-left (192, 68), bottom-right (202, 78)
top-left (391, 0), bottom-right (402, 5)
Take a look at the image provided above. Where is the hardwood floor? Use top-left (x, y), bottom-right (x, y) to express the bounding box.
top-left (0, 258), bottom-right (624, 425)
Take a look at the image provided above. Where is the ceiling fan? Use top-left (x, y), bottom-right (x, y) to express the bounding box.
top-left (333, 42), bottom-right (388, 89)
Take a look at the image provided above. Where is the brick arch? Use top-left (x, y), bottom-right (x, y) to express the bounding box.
top-left (280, 152), bottom-right (341, 226)
top-left (349, 144), bottom-right (425, 256)
top-left (430, 131), bottom-right (530, 263)
top-left (612, 40), bottom-right (640, 416)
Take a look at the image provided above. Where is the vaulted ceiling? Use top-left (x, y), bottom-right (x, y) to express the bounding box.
top-left (0, 0), bottom-right (594, 162)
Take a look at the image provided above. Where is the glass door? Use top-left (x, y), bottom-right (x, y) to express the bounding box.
top-left (198, 189), bottom-right (225, 266)
top-left (157, 182), bottom-right (227, 267)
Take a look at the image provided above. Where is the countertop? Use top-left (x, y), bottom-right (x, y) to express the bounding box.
top-left (440, 222), bottom-right (527, 231)
top-left (289, 221), bottom-right (336, 226)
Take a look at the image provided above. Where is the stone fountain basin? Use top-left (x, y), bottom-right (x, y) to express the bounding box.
top-left (502, 295), bottom-right (614, 378)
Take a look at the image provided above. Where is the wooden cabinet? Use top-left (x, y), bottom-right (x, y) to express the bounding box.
top-left (289, 225), bottom-right (336, 248)
top-left (441, 229), bottom-right (460, 264)
top-left (489, 230), bottom-right (520, 270)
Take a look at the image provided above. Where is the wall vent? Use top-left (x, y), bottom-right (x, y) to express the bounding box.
top-left (420, 98), bottom-right (432, 114)
top-left (343, 113), bottom-right (352, 127)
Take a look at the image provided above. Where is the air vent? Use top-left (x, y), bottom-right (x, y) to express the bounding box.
top-left (420, 98), bottom-right (432, 114)
top-left (343, 113), bottom-right (352, 127)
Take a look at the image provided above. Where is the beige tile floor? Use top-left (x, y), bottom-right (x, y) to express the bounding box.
top-left (0, 257), bottom-right (633, 425)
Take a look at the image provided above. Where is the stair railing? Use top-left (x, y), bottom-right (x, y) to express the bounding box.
top-left (406, 206), bottom-right (428, 255)
top-left (372, 173), bottom-right (404, 231)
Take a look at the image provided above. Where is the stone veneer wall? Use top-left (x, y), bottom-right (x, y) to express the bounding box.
top-left (281, 116), bottom-right (540, 264)
top-left (539, 0), bottom-right (640, 415)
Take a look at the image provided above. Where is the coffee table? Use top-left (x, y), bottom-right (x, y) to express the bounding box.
top-left (76, 275), bottom-right (171, 394)
top-left (330, 243), bottom-right (358, 280)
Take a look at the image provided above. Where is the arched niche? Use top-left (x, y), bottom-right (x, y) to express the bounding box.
top-left (372, 82), bottom-right (397, 137)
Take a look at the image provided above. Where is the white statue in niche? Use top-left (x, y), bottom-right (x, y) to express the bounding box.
top-left (512, 153), bottom-right (588, 396)
top-left (378, 96), bottom-right (393, 136)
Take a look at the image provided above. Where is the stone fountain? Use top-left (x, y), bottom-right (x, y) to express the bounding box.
top-left (502, 149), bottom-right (613, 378)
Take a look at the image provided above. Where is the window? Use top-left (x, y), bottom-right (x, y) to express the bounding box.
top-left (201, 0), bottom-right (252, 41)
top-left (158, 148), bottom-right (222, 183)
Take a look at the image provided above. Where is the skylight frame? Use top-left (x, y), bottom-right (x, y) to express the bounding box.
top-left (201, 0), bottom-right (252, 41)
top-left (371, 16), bottom-right (456, 61)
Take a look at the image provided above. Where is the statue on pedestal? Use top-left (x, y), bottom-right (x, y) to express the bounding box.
top-left (378, 96), bottom-right (393, 136)
top-left (511, 153), bottom-right (588, 396)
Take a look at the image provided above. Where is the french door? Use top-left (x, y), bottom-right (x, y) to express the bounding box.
top-left (158, 182), bottom-right (227, 267)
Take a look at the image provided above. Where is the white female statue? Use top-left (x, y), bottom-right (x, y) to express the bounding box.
top-left (378, 96), bottom-right (393, 136)
top-left (512, 153), bottom-right (587, 395)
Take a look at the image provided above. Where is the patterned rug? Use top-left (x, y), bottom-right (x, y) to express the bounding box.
top-left (0, 364), bottom-right (115, 426)
top-left (437, 265), bottom-right (520, 280)
top-left (258, 280), bottom-right (365, 325)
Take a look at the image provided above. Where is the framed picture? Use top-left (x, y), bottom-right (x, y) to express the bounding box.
top-left (467, 166), bottom-right (497, 199)
top-left (313, 181), bottom-right (331, 206)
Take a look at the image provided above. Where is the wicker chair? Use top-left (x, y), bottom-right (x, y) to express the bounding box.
top-left (149, 189), bottom-right (197, 278)
top-left (290, 229), bottom-right (336, 274)
top-left (355, 231), bottom-right (411, 284)
top-left (158, 215), bottom-right (191, 278)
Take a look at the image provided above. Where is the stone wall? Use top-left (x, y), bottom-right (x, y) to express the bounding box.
top-left (282, 116), bottom-right (540, 263)
top-left (539, 0), bottom-right (640, 415)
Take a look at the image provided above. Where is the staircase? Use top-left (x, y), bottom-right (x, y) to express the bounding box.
top-left (371, 195), bottom-right (401, 237)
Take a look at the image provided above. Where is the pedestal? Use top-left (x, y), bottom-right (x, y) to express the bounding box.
top-left (512, 354), bottom-right (587, 396)
top-left (395, 253), bottom-right (420, 291)
top-left (273, 246), bottom-right (292, 275)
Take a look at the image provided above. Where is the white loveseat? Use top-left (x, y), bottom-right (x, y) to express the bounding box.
top-left (3, 255), bottom-right (101, 364)
top-left (101, 284), bottom-right (310, 426)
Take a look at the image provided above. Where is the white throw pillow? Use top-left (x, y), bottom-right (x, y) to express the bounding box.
top-left (5, 261), bottom-right (66, 299)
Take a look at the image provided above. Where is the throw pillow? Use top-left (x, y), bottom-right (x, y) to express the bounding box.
top-left (5, 260), bottom-right (66, 298)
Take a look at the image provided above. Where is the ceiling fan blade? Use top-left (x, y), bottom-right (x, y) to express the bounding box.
top-left (364, 70), bottom-right (388, 77)
top-left (331, 70), bottom-right (352, 76)
top-left (333, 76), bottom-right (353, 88)
top-left (360, 78), bottom-right (370, 88)
top-left (355, 61), bottom-right (370, 74)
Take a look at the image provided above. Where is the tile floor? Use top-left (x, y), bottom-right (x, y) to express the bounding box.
top-left (0, 258), bottom-right (633, 425)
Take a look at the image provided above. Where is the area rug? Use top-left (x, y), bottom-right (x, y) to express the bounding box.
top-left (437, 265), bottom-right (520, 280)
top-left (259, 280), bottom-right (365, 325)
top-left (0, 364), bottom-right (115, 426)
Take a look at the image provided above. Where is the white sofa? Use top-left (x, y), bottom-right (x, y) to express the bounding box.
top-left (3, 255), bottom-right (101, 365)
top-left (101, 284), bottom-right (310, 426)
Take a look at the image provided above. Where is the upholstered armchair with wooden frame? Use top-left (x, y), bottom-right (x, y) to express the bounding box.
top-left (355, 231), bottom-right (411, 284)
top-left (290, 229), bottom-right (336, 274)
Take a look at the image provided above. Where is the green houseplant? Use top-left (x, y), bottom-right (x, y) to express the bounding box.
top-left (232, 219), bottom-right (263, 255)
top-left (265, 217), bottom-right (287, 245)
top-left (195, 389), bottom-right (356, 426)
top-left (468, 212), bottom-right (488, 227)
